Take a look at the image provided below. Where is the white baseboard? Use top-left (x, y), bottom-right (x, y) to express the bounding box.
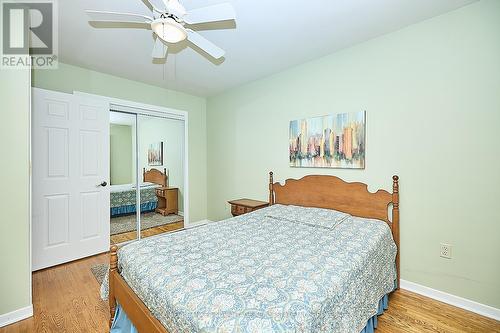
top-left (0, 305), bottom-right (33, 328)
top-left (400, 279), bottom-right (500, 321)
top-left (185, 219), bottom-right (214, 228)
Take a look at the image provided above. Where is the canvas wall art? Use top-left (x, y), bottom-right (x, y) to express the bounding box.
top-left (289, 111), bottom-right (366, 169)
top-left (148, 142), bottom-right (164, 166)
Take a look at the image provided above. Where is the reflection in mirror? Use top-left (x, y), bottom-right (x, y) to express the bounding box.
top-left (109, 111), bottom-right (138, 244)
top-left (138, 114), bottom-right (185, 239)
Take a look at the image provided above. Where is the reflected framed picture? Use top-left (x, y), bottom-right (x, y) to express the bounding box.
top-left (289, 111), bottom-right (366, 169)
top-left (148, 142), bottom-right (163, 166)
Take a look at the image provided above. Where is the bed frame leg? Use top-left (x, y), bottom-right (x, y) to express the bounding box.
top-left (109, 245), bottom-right (118, 328)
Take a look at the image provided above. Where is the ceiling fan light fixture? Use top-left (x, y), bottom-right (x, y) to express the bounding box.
top-left (151, 18), bottom-right (186, 43)
top-left (87, 0), bottom-right (236, 60)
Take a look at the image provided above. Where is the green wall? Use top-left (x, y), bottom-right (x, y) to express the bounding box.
top-left (32, 62), bottom-right (207, 223)
top-left (0, 69), bottom-right (31, 315)
top-left (207, 0), bottom-right (500, 308)
top-left (110, 124), bottom-right (133, 185)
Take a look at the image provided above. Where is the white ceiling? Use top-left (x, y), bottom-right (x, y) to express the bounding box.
top-left (59, 0), bottom-right (476, 97)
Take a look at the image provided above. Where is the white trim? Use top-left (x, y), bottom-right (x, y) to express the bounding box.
top-left (73, 91), bottom-right (188, 120)
top-left (135, 111), bottom-right (143, 239)
top-left (185, 219), bottom-right (214, 228)
top-left (135, 112), bottom-right (141, 239)
top-left (0, 305), bottom-right (33, 328)
top-left (400, 279), bottom-right (500, 321)
top-left (183, 110), bottom-right (189, 226)
top-left (28, 60), bottom-right (33, 310)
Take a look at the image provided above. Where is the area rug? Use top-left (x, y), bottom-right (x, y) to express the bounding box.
top-left (91, 263), bottom-right (108, 285)
top-left (110, 212), bottom-right (183, 236)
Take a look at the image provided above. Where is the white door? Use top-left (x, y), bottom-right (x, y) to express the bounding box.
top-left (32, 88), bottom-right (110, 270)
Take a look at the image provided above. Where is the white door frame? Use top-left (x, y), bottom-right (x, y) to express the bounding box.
top-left (73, 91), bottom-right (190, 229)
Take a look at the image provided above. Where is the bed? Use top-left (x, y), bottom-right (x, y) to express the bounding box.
top-left (105, 172), bottom-right (400, 333)
top-left (110, 168), bottom-right (167, 217)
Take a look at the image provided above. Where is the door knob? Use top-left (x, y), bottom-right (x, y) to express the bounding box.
top-left (98, 181), bottom-right (107, 187)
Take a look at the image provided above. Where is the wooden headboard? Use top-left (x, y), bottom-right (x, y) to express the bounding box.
top-left (268, 171), bottom-right (400, 288)
top-left (143, 168), bottom-right (168, 186)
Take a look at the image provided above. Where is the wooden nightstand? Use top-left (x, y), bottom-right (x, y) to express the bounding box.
top-left (228, 198), bottom-right (269, 217)
top-left (155, 187), bottom-right (178, 216)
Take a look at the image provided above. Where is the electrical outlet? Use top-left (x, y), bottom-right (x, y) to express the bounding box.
top-left (440, 243), bottom-right (452, 259)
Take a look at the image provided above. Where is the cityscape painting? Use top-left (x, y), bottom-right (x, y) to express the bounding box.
top-left (289, 111), bottom-right (366, 169)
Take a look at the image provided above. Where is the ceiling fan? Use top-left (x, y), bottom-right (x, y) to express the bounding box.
top-left (86, 0), bottom-right (236, 60)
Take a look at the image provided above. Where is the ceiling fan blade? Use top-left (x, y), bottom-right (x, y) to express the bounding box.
top-left (143, 0), bottom-right (163, 13)
top-left (164, 0), bottom-right (187, 17)
top-left (152, 37), bottom-right (168, 59)
top-left (186, 29), bottom-right (225, 59)
top-left (86, 10), bottom-right (153, 24)
top-left (183, 3), bottom-right (236, 25)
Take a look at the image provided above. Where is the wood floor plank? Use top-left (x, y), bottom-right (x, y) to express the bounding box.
top-left (0, 254), bottom-right (110, 333)
top-left (378, 291), bottom-right (500, 333)
top-left (1, 252), bottom-right (498, 333)
top-left (110, 221), bottom-right (184, 244)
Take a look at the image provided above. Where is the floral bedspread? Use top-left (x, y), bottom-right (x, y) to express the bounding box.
top-left (104, 204), bottom-right (396, 333)
top-left (110, 186), bottom-right (158, 209)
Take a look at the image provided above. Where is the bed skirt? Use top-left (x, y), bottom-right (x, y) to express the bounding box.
top-left (110, 202), bottom-right (157, 217)
top-left (111, 303), bottom-right (138, 333)
top-left (360, 294), bottom-right (389, 333)
top-left (111, 293), bottom-right (391, 333)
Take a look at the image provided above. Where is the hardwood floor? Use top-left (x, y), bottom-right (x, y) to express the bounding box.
top-left (110, 220), bottom-right (184, 244)
top-left (377, 292), bottom-right (500, 333)
top-left (0, 254), bottom-right (109, 333)
top-left (1, 254), bottom-right (499, 333)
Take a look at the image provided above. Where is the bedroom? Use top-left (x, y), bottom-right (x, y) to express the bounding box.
top-left (0, 0), bottom-right (499, 332)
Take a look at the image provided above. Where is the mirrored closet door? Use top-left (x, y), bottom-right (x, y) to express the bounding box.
top-left (109, 110), bottom-right (185, 245)
top-left (138, 114), bottom-right (185, 239)
top-left (109, 111), bottom-right (138, 244)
